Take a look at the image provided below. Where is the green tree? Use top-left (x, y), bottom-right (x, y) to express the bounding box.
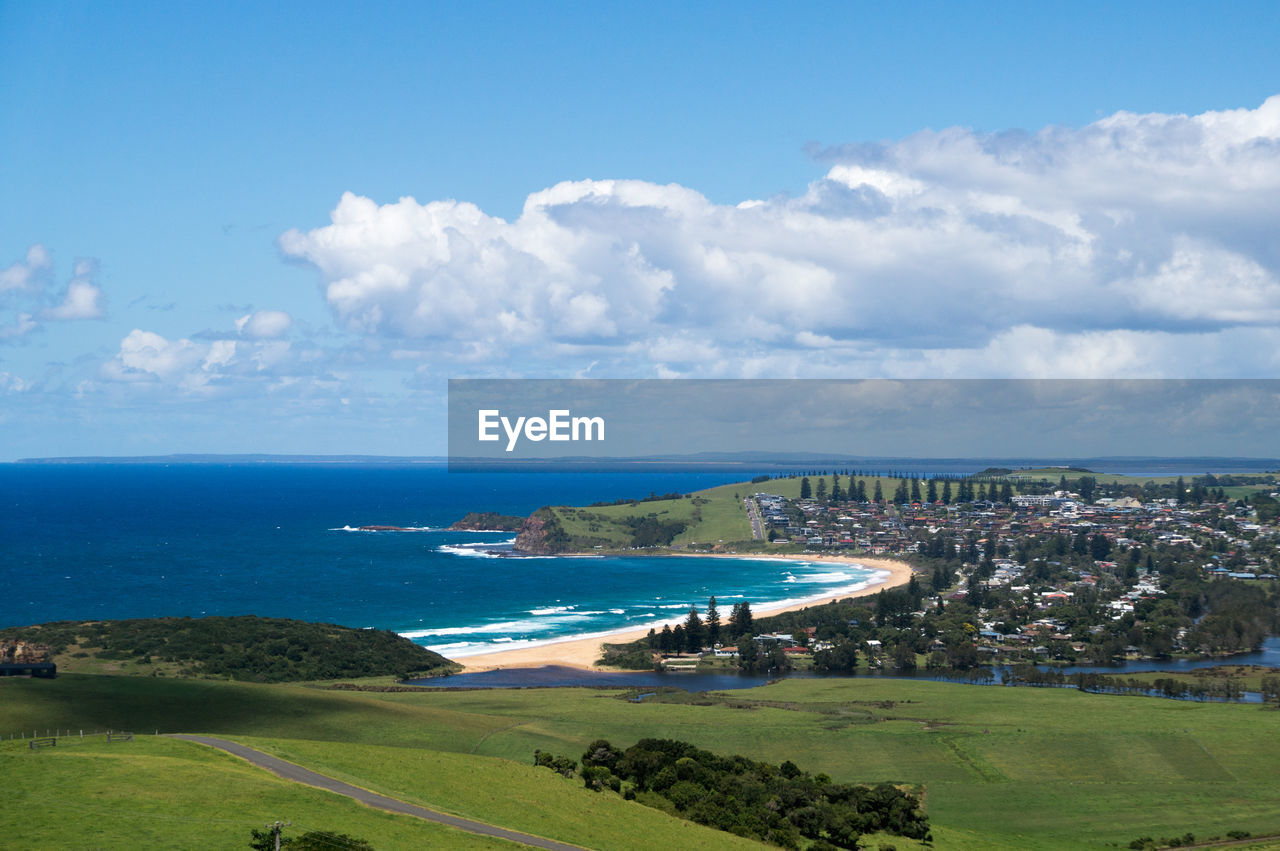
top-left (706, 597), bottom-right (721, 647)
top-left (873, 480), bottom-right (884, 503)
top-left (910, 478), bottom-right (922, 503)
top-left (729, 600), bottom-right (754, 638)
top-left (1078, 476), bottom-right (1097, 502)
top-left (683, 607), bottom-right (705, 653)
top-left (941, 480), bottom-right (952, 504)
top-left (927, 479), bottom-right (938, 503)
top-left (800, 477), bottom-right (812, 500)
top-left (816, 477), bottom-right (828, 501)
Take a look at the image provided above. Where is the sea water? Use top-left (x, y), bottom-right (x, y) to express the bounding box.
top-left (0, 464), bottom-right (883, 656)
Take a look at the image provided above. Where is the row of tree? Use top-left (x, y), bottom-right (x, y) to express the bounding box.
top-left (797, 474), bottom-right (1016, 506)
top-left (645, 598), bottom-right (756, 654)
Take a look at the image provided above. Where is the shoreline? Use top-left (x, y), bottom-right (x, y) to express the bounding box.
top-left (454, 553), bottom-right (914, 673)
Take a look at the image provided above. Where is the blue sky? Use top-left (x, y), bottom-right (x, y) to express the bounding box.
top-left (3, 2), bottom-right (1280, 459)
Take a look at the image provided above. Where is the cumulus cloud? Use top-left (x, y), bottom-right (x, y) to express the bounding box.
top-left (279, 97), bottom-right (1280, 378)
top-left (41, 260), bottom-right (106, 321)
top-left (0, 245), bottom-right (52, 294)
top-left (235, 309), bottom-right (293, 339)
top-left (102, 326), bottom-right (297, 394)
top-left (2, 248), bottom-right (106, 343)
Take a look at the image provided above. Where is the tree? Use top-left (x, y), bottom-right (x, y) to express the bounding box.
top-left (873, 480), bottom-right (884, 503)
top-left (657, 624), bottom-right (675, 653)
top-left (816, 477), bottom-right (828, 501)
top-left (910, 478), bottom-right (922, 503)
top-left (729, 600), bottom-right (753, 638)
top-left (737, 636), bottom-right (760, 672)
top-left (927, 479), bottom-right (938, 503)
top-left (830, 474), bottom-right (843, 502)
top-left (1090, 533), bottom-right (1112, 561)
top-left (671, 623), bottom-right (687, 653)
top-left (941, 480), bottom-right (952, 504)
top-left (683, 607), bottom-right (705, 653)
top-left (706, 597), bottom-right (721, 647)
top-left (800, 477), bottom-right (812, 500)
top-left (1078, 476), bottom-right (1096, 502)
top-left (1000, 481), bottom-right (1013, 504)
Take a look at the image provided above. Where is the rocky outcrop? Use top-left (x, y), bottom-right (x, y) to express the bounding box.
top-left (513, 508), bottom-right (571, 554)
top-left (1, 640), bottom-right (52, 664)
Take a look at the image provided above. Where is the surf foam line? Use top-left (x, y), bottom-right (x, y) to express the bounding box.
top-left (398, 557), bottom-right (897, 658)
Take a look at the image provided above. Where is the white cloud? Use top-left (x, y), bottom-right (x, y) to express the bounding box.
top-left (0, 312), bottom-right (37, 341)
top-left (235, 309), bottom-right (293, 339)
top-left (0, 245), bottom-right (52, 294)
top-left (278, 96), bottom-right (1280, 378)
top-left (3, 249), bottom-right (106, 342)
top-left (42, 270), bottom-right (106, 321)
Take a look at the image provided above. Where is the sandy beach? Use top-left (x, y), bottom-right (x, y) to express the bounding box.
top-left (456, 553), bottom-right (914, 672)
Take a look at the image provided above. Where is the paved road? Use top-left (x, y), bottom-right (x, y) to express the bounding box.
top-left (745, 497), bottom-right (763, 540)
top-left (168, 734), bottom-right (585, 850)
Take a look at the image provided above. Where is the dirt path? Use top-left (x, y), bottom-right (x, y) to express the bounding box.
top-left (168, 734), bottom-right (585, 850)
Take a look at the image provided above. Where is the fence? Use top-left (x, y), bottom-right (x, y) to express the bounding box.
top-left (6, 729), bottom-right (147, 748)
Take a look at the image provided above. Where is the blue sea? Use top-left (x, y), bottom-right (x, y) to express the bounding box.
top-left (3, 459), bottom-right (1274, 660)
top-left (0, 464), bottom-right (885, 658)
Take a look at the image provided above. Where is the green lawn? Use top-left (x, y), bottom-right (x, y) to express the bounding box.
top-left (0, 735), bottom-right (516, 849)
top-left (236, 737), bottom-right (768, 850)
top-left (5, 674), bottom-right (1280, 850)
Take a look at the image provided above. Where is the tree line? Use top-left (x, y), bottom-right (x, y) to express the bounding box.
top-left (536, 738), bottom-right (930, 849)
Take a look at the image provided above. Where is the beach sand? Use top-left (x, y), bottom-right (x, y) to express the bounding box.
top-left (456, 554), bottom-right (914, 672)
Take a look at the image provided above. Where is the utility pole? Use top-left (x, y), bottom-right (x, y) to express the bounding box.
top-left (266, 820), bottom-right (291, 851)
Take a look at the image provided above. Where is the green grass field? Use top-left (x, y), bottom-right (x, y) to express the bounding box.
top-left (0, 735), bottom-right (517, 849)
top-left (551, 482), bottom-right (757, 548)
top-left (6, 673), bottom-right (1280, 849)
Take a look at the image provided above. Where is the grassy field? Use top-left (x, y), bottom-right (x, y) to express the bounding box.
top-left (0, 734), bottom-right (517, 849)
top-left (235, 737), bottom-right (768, 850)
top-left (551, 482), bottom-right (757, 548)
top-left (6, 673), bottom-right (1280, 849)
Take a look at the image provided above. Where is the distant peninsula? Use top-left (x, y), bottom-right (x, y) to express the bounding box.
top-left (448, 511), bottom-right (526, 532)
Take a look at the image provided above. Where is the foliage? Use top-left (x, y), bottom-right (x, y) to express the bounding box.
top-left (449, 511), bottom-right (526, 531)
top-left (0, 616), bottom-right (455, 682)
top-left (624, 515), bottom-right (688, 547)
top-left (559, 738), bottom-right (930, 849)
top-left (595, 641), bottom-right (656, 670)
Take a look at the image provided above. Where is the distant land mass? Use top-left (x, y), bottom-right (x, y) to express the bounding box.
top-left (15, 452), bottom-right (1280, 475)
top-left (0, 616), bottom-right (457, 682)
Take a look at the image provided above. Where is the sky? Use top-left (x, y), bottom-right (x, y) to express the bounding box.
top-left (3, 1), bottom-right (1280, 459)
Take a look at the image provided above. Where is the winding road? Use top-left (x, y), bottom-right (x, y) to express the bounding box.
top-left (168, 734), bottom-right (585, 850)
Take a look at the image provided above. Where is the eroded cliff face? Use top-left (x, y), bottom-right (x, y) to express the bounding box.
top-left (513, 508), bottom-right (571, 554)
top-left (513, 513), bottom-right (554, 553)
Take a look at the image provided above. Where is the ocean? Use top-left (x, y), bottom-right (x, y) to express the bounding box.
top-left (0, 464), bottom-right (881, 657)
top-left (3, 459), bottom-right (1273, 659)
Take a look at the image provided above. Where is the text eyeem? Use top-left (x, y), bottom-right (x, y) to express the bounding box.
top-left (477, 409), bottom-right (605, 452)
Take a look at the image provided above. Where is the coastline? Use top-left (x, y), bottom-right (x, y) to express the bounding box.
top-left (456, 553), bottom-right (914, 672)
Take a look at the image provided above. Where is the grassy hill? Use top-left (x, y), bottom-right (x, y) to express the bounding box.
top-left (0, 616), bottom-right (457, 682)
top-left (5, 673), bottom-right (1280, 849)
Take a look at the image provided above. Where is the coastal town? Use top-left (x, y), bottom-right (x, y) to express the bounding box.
top-left (621, 469), bottom-right (1280, 676)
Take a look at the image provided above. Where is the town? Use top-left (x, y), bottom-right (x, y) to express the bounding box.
top-left (625, 469), bottom-right (1280, 679)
